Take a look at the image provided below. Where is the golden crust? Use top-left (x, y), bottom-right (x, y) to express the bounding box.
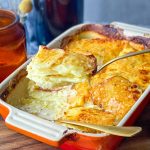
top-left (61, 24), bottom-right (125, 48)
top-left (91, 51), bottom-right (150, 90)
top-left (79, 24), bottom-right (124, 40)
top-left (61, 107), bottom-right (116, 133)
top-left (64, 38), bottom-right (144, 66)
top-left (91, 76), bottom-right (142, 121)
top-left (74, 31), bottom-right (108, 40)
top-left (31, 46), bottom-right (65, 68)
top-left (68, 80), bottom-right (91, 107)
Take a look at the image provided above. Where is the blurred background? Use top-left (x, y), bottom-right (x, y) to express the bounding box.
top-left (84, 0), bottom-right (150, 26)
top-left (0, 0), bottom-right (150, 54)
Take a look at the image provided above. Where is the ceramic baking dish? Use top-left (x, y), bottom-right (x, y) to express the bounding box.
top-left (0, 22), bottom-right (150, 150)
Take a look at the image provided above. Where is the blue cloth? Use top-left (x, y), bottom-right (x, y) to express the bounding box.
top-left (25, 1), bottom-right (52, 54)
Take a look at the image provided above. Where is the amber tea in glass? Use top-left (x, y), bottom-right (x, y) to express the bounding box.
top-left (0, 9), bottom-right (27, 82)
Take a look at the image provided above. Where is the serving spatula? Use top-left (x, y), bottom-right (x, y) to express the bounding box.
top-left (59, 120), bottom-right (142, 137)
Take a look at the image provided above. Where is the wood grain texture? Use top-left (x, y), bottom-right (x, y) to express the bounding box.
top-left (0, 117), bottom-right (59, 150)
top-left (0, 102), bottom-right (150, 150)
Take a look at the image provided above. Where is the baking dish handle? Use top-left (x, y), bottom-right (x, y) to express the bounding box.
top-left (3, 105), bottom-right (71, 147)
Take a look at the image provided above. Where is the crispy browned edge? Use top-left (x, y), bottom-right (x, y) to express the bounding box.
top-left (128, 36), bottom-right (150, 48)
top-left (60, 24), bottom-right (150, 49)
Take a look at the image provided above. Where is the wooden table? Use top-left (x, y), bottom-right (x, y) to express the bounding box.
top-left (0, 103), bottom-right (150, 150)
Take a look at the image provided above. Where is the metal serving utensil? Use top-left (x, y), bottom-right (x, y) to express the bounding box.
top-left (96, 49), bottom-right (150, 74)
top-left (59, 120), bottom-right (142, 137)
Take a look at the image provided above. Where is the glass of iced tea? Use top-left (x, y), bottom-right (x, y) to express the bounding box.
top-left (0, 9), bottom-right (27, 82)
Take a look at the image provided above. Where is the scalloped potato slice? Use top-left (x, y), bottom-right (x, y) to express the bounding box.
top-left (27, 46), bottom-right (97, 90)
top-left (64, 38), bottom-right (144, 67)
top-left (91, 76), bottom-right (142, 121)
top-left (73, 31), bottom-right (108, 40)
top-left (64, 39), bottom-right (127, 66)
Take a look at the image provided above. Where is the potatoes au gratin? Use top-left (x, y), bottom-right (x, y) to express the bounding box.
top-left (6, 24), bottom-right (150, 133)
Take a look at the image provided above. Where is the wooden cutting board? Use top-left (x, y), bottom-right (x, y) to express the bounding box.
top-left (0, 102), bottom-right (150, 150)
